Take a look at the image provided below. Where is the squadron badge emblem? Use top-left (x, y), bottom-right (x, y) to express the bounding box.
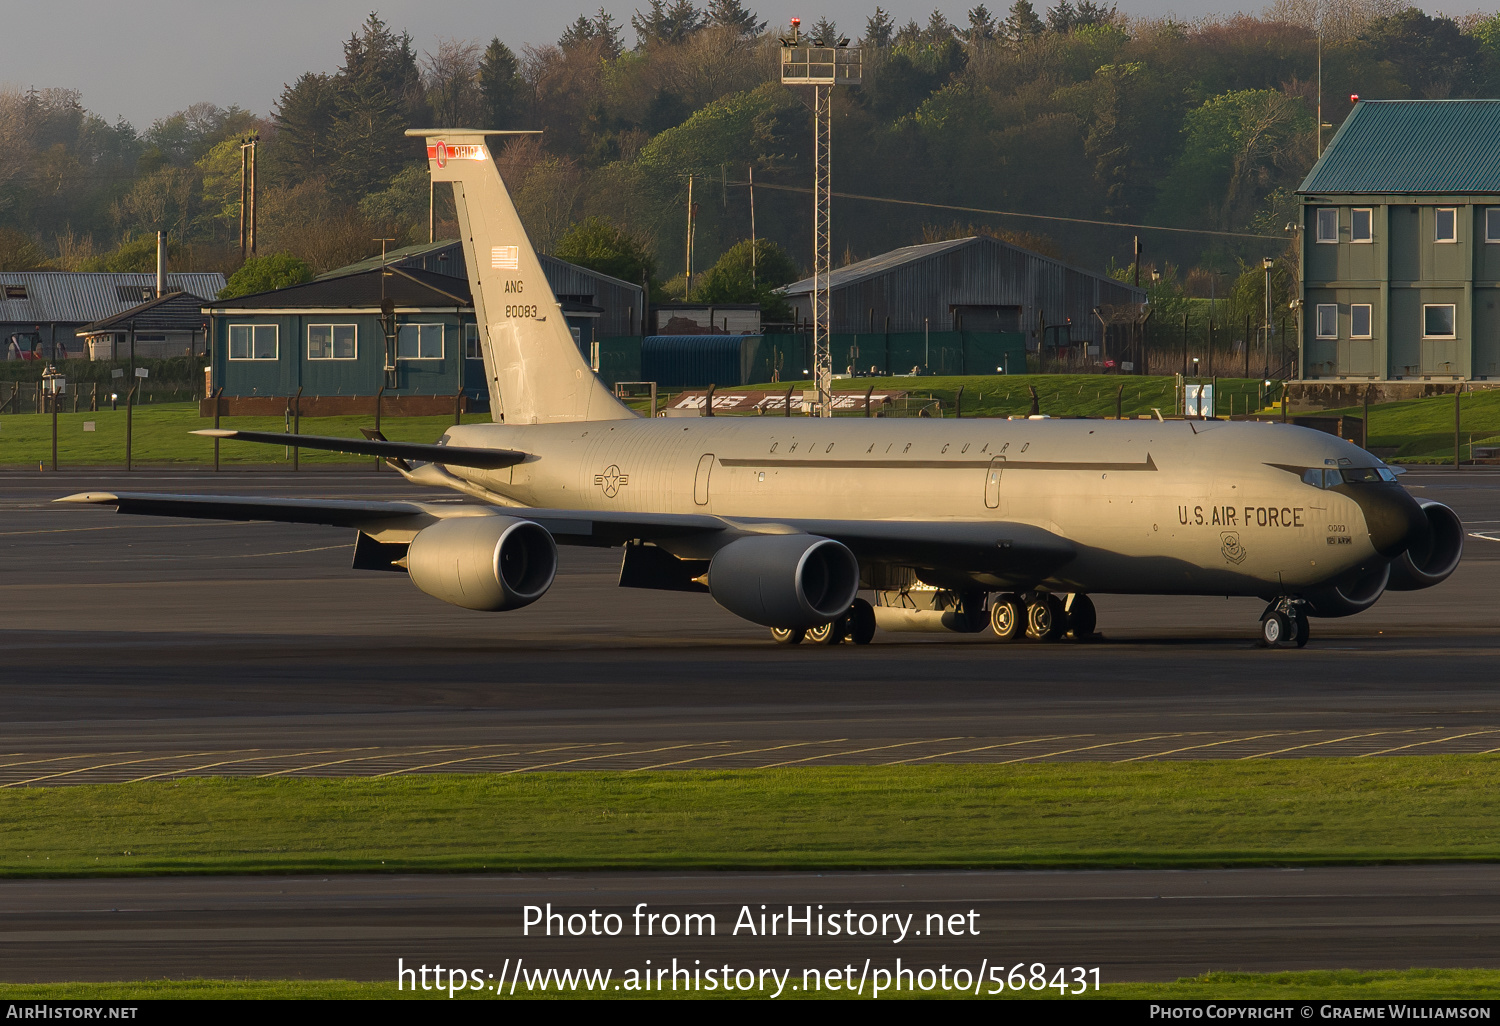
top-left (1220, 531), bottom-right (1246, 565)
top-left (594, 464), bottom-right (629, 498)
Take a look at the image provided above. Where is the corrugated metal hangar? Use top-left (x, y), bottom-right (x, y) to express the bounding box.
top-left (778, 236), bottom-right (1143, 348)
top-left (2, 272), bottom-right (225, 360)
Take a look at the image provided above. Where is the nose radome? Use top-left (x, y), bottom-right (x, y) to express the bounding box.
top-left (1357, 484), bottom-right (1429, 558)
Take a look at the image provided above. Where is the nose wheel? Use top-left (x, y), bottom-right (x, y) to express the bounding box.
top-left (1259, 599), bottom-right (1310, 648)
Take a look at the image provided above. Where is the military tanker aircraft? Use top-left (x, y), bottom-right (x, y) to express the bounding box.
top-left (60, 129), bottom-right (1463, 648)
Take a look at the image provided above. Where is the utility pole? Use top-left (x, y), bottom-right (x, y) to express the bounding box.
top-left (239, 134), bottom-right (259, 258)
top-left (782, 19), bottom-right (861, 417)
top-left (684, 175), bottom-right (695, 298)
top-left (748, 164), bottom-right (756, 288)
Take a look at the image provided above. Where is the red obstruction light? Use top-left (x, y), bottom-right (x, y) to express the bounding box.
top-left (1350, 93), bottom-right (1360, 102)
top-left (790, 16), bottom-right (801, 25)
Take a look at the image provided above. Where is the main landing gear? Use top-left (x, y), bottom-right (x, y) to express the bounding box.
top-left (991, 592), bottom-right (1096, 643)
top-left (771, 598), bottom-right (877, 646)
top-left (1259, 598), bottom-right (1310, 649)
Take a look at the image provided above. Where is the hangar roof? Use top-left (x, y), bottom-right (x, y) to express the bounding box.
top-left (0, 272), bottom-right (226, 325)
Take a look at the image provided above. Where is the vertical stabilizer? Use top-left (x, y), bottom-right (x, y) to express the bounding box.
top-left (407, 129), bottom-right (634, 424)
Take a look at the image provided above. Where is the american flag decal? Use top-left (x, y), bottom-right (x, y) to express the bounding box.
top-left (492, 246), bottom-right (519, 270)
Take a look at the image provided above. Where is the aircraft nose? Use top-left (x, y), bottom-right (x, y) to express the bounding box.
top-left (1358, 484), bottom-right (1429, 558)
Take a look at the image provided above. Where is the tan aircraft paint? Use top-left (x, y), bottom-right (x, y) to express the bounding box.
top-left (405, 129), bottom-right (1390, 601)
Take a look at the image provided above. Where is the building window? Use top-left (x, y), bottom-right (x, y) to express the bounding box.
top-left (1424, 305), bottom-right (1456, 338)
top-left (1486, 208), bottom-right (1500, 243)
top-left (1315, 208), bottom-right (1338, 243)
top-left (3, 285), bottom-right (27, 300)
top-left (1351, 304), bottom-right (1372, 338)
top-left (308, 324), bottom-right (356, 360)
top-left (397, 323), bottom-right (443, 360)
top-left (1315, 304), bottom-right (1338, 339)
top-left (1351, 208), bottom-right (1373, 243)
top-left (464, 323), bottom-right (483, 359)
top-left (228, 324), bottom-right (278, 360)
top-left (1435, 208), bottom-right (1458, 243)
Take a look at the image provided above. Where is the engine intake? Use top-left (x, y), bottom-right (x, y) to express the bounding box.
top-left (1386, 500), bottom-right (1463, 591)
top-left (708, 534), bottom-right (859, 629)
top-left (1303, 560), bottom-right (1390, 618)
top-left (406, 515), bottom-right (557, 611)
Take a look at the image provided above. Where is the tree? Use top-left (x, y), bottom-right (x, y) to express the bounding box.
top-left (707, 0), bottom-right (765, 38)
top-left (809, 17), bottom-right (840, 45)
top-left (691, 238), bottom-right (797, 318)
top-left (1003, 0), bottom-right (1044, 41)
top-left (219, 252), bottom-right (314, 299)
top-left (632, 1), bottom-right (671, 46)
top-left (663, 0), bottom-right (706, 42)
top-left (327, 14), bottom-right (424, 198)
top-left (554, 215), bottom-right (656, 289)
top-left (272, 73), bottom-right (337, 184)
top-left (422, 39), bottom-right (484, 128)
top-left (80, 233), bottom-right (182, 273)
top-left (864, 7), bottom-right (896, 47)
top-left (1358, 10), bottom-right (1484, 98)
top-left (0, 227), bottom-right (46, 271)
top-left (965, 6), bottom-right (998, 44)
top-left (479, 39), bottom-right (525, 130)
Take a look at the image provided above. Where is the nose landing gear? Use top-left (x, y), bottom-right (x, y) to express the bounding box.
top-left (1259, 598), bottom-right (1310, 648)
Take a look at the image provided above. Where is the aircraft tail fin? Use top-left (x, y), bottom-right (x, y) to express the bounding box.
top-left (407, 129), bottom-right (634, 424)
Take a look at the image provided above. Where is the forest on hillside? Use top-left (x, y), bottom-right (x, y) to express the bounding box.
top-left (1, 0), bottom-right (1498, 317)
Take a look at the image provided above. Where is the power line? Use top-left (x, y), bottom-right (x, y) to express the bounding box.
top-left (735, 180), bottom-right (1285, 242)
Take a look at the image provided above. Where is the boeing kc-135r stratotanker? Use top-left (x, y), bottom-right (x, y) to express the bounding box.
top-left (61, 129), bottom-right (1463, 648)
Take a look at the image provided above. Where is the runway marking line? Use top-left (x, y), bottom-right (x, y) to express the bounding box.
top-left (1359, 730), bottom-right (1500, 758)
top-left (1238, 730), bottom-right (1421, 760)
top-left (996, 734), bottom-right (1190, 764)
top-left (756, 737), bottom-right (967, 769)
top-left (257, 745), bottom-right (509, 778)
top-left (501, 742), bottom-right (746, 774)
top-left (369, 743), bottom-right (608, 777)
top-left (1114, 731), bottom-right (1315, 762)
top-left (2, 750), bottom-right (261, 788)
top-left (882, 735), bottom-right (1087, 765)
top-left (0, 752), bottom-right (143, 771)
top-left (124, 747), bottom-right (380, 783)
top-left (632, 740), bottom-right (845, 771)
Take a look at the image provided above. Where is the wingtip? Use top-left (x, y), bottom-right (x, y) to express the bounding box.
top-left (192, 429), bottom-right (235, 438)
top-left (55, 492), bottom-right (120, 504)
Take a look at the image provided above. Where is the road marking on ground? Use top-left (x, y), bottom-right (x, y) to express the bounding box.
top-left (0, 751), bottom-right (142, 770)
top-left (2, 750), bottom-right (259, 788)
top-left (1467, 532), bottom-right (1500, 542)
top-left (257, 745), bottom-right (492, 778)
top-left (500, 742), bottom-right (738, 774)
top-left (370, 743), bottom-right (606, 777)
top-left (1239, 730), bottom-right (1419, 759)
top-left (632, 740), bottom-right (842, 771)
top-left (1114, 731), bottom-right (1313, 762)
top-left (996, 734), bottom-right (1188, 764)
top-left (883, 735), bottom-right (1085, 765)
top-left (756, 737), bottom-right (967, 769)
top-left (1359, 730), bottom-right (1500, 758)
top-left (125, 747), bottom-right (378, 783)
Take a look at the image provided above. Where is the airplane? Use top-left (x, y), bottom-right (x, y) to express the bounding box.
top-left (59, 128), bottom-right (1463, 649)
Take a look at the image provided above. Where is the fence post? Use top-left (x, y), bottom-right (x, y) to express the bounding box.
top-left (373, 384), bottom-right (385, 471)
top-left (125, 384), bottom-right (135, 471)
top-left (292, 386), bottom-right (303, 472)
top-left (213, 387), bottom-right (224, 472)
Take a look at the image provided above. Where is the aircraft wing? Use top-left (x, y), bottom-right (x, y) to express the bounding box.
top-left (191, 429), bottom-right (527, 470)
top-left (57, 492), bottom-right (1075, 582)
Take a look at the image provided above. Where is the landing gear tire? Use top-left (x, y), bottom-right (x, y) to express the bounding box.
top-left (1065, 594), bottom-right (1097, 640)
top-left (770, 627), bottom-right (805, 645)
top-left (1260, 612), bottom-right (1290, 648)
top-left (990, 594), bottom-right (1025, 642)
top-left (807, 620), bottom-right (842, 645)
top-left (1026, 594), bottom-right (1066, 642)
top-left (846, 599), bottom-right (876, 645)
top-left (1293, 611), bottom-right (1310, 648)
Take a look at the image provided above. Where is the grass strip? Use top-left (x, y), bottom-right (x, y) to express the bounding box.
top-left (5, 758), bottom-right (1500, 877)
top-left (2, 969), bottom-right (1497, 1000)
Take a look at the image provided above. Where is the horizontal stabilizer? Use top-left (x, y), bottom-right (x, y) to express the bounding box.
top-left (56, 491), bottom-right (427, 527)
top-left (191, 429), bottom-right (526, 470)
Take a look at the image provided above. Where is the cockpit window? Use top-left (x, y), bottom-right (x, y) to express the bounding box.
top-left (1302, 469), bottom-right (1322, 487)
top-left (1341, 467), bottom-right (1383, 484)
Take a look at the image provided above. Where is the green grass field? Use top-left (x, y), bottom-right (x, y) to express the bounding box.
top-left (1323, 387), bottom-right (1500, 464)
top-left (7, 758), bottom-right (1500, 877)
top-left (2, 968), bottom-right (1495, 1000)
top-left (0, 402), bottom-right (489, 467)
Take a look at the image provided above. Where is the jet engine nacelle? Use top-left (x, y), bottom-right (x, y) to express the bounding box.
top-left (707, 534), bottom-right (859, 629)
top-left (1385, 499), bottom-right (1463, 591)
top-left (406, 515), bottom-right (557, 611)
top-left (1302, 560), bottom-right (1390, 618)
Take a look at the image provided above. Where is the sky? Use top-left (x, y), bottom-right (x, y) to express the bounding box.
top-left (0, 0), bottom-right (1484, 129)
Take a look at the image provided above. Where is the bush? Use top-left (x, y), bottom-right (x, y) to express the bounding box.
top-left (219, 252), bottom-right (314, 299)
